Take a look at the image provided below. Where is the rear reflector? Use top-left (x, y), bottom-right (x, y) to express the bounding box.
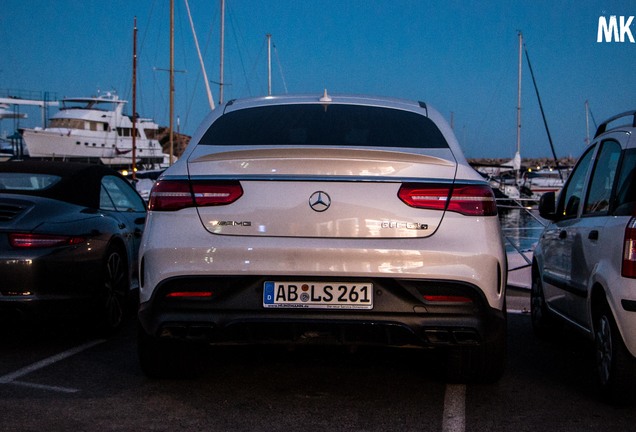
top-left (623, 217), bottom-right (636, 278)
top-left (398, 183), bottom-right (497, 216)
top-left (165, 291), bottom-right (214, 298)
top-left (9, 233), bottom-right (86, 249)
top-left (423, 295), bottom-right (473, 303)
top-left (149, 180), bottom-right (243, 211)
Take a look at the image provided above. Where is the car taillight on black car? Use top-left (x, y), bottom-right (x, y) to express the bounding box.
top-left (149, 180), bottom-right (243, 211)
top-left (9, 233), bottom-right (86, 249)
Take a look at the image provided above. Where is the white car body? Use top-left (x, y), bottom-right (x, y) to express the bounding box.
top-left (137, 94), bottom-right (507, 381)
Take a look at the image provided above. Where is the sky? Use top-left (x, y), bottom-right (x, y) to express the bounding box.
top-left (1, 0), bottom-right (635, 159)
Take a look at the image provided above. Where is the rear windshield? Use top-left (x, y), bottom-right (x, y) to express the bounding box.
top-left (199, 104), bottom-right (449, 149)
top-left (0, 173), bottom-right (61, 191)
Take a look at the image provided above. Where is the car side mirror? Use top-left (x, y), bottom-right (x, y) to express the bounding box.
top-left (538, 191), bottom-right (558, 220)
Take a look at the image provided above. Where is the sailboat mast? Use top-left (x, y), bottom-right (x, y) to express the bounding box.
top-left (525, 37), bottom-right (563, 180)
top-left (219, 0), bottom-right (225, 105)
top-left (132, 16), bottom-right (137, 179)
top-left (267, 34), bottom-right (272, 96)
top-left (513, 31), bottom-right (523, 185)
top-left (169, 0), bottom-right (175, 165)
top-left (516, 31), bottom-right (522, 158)
top-left (585, 100), bottom-right (590, 146)
top-left (185, 0), bottom-right (215, 111)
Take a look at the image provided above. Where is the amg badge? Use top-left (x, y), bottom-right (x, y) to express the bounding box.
top-left (215, 221), bottom-right (252, 227)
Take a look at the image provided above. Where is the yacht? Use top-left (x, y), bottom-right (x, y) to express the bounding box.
top-left (21, 92), bottom-right (171, 169)
top-left (520, 166), bottom-right (568, 199)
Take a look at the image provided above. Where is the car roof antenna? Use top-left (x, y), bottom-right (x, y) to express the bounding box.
top-left (319, 89), bottom-right (332, 103)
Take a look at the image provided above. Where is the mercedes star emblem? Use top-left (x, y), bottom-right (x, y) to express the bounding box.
top-left (309, 191), bottom-right (331, 212)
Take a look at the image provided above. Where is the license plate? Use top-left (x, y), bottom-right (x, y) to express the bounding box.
top-left (263, 281), bottom-right (373, 309)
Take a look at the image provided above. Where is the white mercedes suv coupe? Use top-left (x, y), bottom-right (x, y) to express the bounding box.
top-left (137, 93), bottom-right (507, 381)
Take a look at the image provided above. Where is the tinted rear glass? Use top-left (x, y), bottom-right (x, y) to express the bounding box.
top-left (0, 173), bottom-right (61, 191)
top-left (199, 104), bottom-right (449, 148)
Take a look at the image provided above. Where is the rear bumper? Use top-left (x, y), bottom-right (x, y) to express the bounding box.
top-left (0, 257), bottom-right (102, 319)
top-left (138, 275), bottom-right (507, 349)
top-left (0, 294), bottom-right (96, 321)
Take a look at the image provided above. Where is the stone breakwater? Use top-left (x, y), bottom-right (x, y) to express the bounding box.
top-left (468, 157), bottom-right (577, 170)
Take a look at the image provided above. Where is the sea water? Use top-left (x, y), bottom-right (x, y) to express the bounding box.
top-left (499, 205), bottom-right (546, 254)
top-left (499, 204), bottom-right (546, 290)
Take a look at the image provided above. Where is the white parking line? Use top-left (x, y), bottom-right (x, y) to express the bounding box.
top-left (442, 384), bottom-right (466, 432)
top-left (10, 380), bottom-right (80, 393)
top-left (0, 339), bottom-right (105, 392)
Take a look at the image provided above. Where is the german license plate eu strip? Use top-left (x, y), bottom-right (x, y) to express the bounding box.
top-left (263, 281), bottom-right (373, 309)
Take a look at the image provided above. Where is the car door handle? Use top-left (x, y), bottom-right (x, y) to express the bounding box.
top-left (588, 230), bottom-right (599, 240)
top-left (559, 230), bottom-right (567, 240)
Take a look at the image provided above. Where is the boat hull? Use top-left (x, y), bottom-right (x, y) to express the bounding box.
top-left (22, 129), bottom-right (166, 168)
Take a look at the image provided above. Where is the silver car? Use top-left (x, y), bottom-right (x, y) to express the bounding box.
top-left (533, 110), bottom-right (636, 404)
top-left (137, 93), bottom-right (508, 381)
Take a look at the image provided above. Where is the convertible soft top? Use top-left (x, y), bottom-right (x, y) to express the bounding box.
top-left (0, 160), bottom-right (125, 208)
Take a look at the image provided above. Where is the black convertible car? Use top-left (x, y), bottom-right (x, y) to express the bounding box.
top-left (0, 161), bottom-right (146, 331)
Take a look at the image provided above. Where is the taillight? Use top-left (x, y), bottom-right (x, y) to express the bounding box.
top-left (193, 181), bottom-right (243, 207)
top-left (623, 217), bottom-right (636, 278)
top-left (423, 295), bottom-right (473, 303)
top-left (149, 180), bottom-right (243, 211)
top-left (398, 183), bottom-right (497, 216)
top-left (9, 233), bottom-right (86, 249)
top-left (148, 180), bottom-right (193, 211)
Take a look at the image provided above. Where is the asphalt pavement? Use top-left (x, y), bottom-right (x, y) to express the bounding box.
top-left (2, 288), bottom-right (636, 432)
